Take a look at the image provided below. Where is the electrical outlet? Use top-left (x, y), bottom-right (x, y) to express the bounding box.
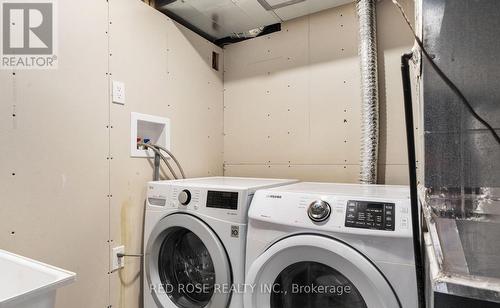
top-left (110, 245), bottom-right (125, 272)
top-left (112, 80), bottom-right (125, 105)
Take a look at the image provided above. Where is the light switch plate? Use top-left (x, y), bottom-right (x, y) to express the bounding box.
top-left (110, 245), bottom-right (125, 272)
top-left (112, 80), bottom-right (125, 105)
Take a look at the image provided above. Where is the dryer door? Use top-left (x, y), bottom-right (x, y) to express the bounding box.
top-left (146, 213), bottom-right (231, 308)
top-left (245, 235), bottom-right (400, 308)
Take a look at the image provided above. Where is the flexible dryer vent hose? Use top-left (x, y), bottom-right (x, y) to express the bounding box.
top-left (356, 0), bottom-right (380, 184)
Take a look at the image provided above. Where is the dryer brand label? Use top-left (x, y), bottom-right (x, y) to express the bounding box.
top-left (231, 225), bottom-right (239, 238)
top-left (266, 194), bottom-right (282, 199)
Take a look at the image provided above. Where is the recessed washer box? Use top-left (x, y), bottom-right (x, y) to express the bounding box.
top-left (130, 112), bottom-right (170, 158)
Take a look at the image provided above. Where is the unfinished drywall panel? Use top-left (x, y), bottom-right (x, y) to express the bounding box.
top-left (224, 164), bottom-right (359, 182)
top-left (107, 1), bottom-right (224, 307)
top-left (376, 0), bottom-right (414, 166)
top-left (223, 0), bottom-right (414, 184)
top-left (0, 1), bottom-right (109, 308)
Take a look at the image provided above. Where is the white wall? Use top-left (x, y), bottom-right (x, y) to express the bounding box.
top-left (0, 1), bottom-right (224, 308)
top-left (223, 0), bottom-right (415, 185)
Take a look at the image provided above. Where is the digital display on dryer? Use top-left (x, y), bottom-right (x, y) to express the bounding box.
top-left (345, 200), bottom-right (395, 231)
top-left (206, 191), bottom-right (238, 210)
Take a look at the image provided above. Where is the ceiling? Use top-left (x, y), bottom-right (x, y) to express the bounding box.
top-left (156, 0), bottom-right (353, 41)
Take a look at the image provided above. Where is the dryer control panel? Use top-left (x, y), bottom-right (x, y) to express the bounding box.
top-left (345, 200), bottom-right (395, 231)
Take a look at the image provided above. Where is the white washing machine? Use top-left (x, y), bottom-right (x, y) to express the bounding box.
top-left (245, 182), bottom-right (417, 308)
top-left (143, 177), bottom-right (297, 308)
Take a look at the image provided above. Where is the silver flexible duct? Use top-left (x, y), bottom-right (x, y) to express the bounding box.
top-left (356, 0), bottom-right (379, 184)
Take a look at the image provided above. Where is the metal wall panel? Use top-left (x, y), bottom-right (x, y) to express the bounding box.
top-left (422, 0), bottom-right (500, 189)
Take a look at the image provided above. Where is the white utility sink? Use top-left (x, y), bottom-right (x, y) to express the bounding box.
top-left (0, 249), bottom-right (76, 308)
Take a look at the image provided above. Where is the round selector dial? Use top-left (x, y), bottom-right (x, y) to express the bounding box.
top-left (308, 200), bottom-right (331, 222)
top-left (178, 189), bottom-right (192, 205)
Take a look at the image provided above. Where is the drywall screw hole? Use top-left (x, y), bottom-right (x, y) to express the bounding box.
top-left (10, 231), bottom-right (15, 235)
top-left (12, 72), bottom-right (15, 75)
top-left (12, 114), bottom-right (16, 117)
top-left (12, 173), bottom-right (15, 176)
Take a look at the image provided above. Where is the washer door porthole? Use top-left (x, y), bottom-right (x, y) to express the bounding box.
top-left (244, 235), bottom-right (400, 308)
top-left (146, 214), bottom-right (232, 308)
top-left (271, 261), bottom-right (367, 308)
top-left (158, 228), bottom-right (216, 308)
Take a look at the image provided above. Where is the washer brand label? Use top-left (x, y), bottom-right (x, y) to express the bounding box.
top-left (230, 225), bottom-right (239, 238)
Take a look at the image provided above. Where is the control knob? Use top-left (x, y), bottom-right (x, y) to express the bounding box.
top-left (308, 200), bottom-right (331, 222)
top-left (178, 190), bottom-right (192, 205)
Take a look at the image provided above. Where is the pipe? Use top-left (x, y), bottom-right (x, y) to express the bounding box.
top-left (356, 0), bottom-right (380, 184)
top-left (401, 52), bottom-right (426, 308)
top-left (139, 143), bottom-right (176, 180)
top-left (152, 144), bottom-right (186, 179)
top-left (153, 151), bottom-right (161, 181)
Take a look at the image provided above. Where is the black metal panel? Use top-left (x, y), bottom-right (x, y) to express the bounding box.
top-left (422, 0), bottom-right (500, 189)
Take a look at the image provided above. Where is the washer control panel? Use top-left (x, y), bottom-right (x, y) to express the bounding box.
top-left (345, 200), bottom-right (395, 231)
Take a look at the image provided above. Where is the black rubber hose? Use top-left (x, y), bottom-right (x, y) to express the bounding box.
top-left (401, 52), bottom-right (426, 308)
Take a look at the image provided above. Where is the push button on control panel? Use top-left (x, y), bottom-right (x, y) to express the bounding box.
top-left (345, 200), bottom-right (396, 231)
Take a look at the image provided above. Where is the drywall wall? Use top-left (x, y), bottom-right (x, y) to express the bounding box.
top-left (107, 1), bottom-right (223, 307)
top-left (223, 0), bottom-right (415, 185)
top-left (0, 1), bottom-right (223, 308)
